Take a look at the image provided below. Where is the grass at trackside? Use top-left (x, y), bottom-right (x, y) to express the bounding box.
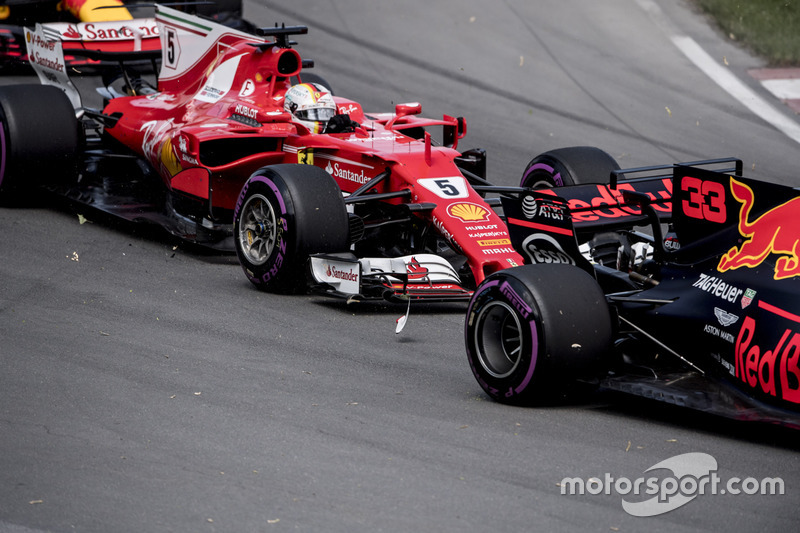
top-left (692, 0), bottom-right (800, 66)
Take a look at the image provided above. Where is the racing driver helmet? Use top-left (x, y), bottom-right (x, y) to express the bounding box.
top-left (284, 83), bottom-right (336, 133)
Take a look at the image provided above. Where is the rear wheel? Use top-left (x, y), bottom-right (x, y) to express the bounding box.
top-left (465, 263), bottom-right (613, 405)
top-left (0, 84), bottom-right (78, 199)
top-left (234, 164), bottom-right (349, 293)
top-left (520, 146), bottom-right (619, 189)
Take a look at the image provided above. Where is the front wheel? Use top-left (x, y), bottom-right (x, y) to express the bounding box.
top-left (234, 164), bottom-right (349, 293)
top-left (465, 263), bottom-right (613, 405)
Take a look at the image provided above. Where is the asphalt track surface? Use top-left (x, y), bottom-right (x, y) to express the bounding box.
top-left (1, 1), bottom-right (799, 531)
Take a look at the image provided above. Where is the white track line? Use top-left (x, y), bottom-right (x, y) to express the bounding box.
top-left (637, 0), bottom-right (800, 145)
top-left (672, 35), bottom-right (800, 145)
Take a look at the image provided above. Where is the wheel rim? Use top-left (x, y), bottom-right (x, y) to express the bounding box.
top-left (526, 178), bottom-right (554, 189)
top-left (238, 193), bottom-right (278, 266)
top-left (473, 301), bottom-right (524, 378)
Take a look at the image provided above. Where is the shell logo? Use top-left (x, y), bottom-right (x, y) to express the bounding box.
top-left (447, 202), bottom-right (490, 222)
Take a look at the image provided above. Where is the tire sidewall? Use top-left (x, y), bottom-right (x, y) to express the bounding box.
top-left (465, 264), bottom-right (612, 405)
top-left (0, 103), bottom-right (10, 194)
top-left (234, 173), bottom-right (298, 289)
top-left (465, 273), bottom-right (544, 404)
top-left (520, 146), bottom-right (620, 189)
top-left (520, 153), bottom-right (576, 189)
top-left (0, 84), bottom-right (78, 195)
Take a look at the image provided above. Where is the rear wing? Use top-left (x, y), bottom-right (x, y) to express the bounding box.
top-left (25, 24), bottom-right (83, 108)
top-left (497, 157), bottom-right (743, 270)
top-left (559, 157), bottom-right (742, 234)
top-left (154, 6), bottom-right (308, 96)
top-left (24, 17), bottom-right (161, 108)
top-left (490, 157), bottom-right (742, 235)
top-left (154, 5), bottom-right (264, 92)
top-left (670, 161), bottom-right (800, 260)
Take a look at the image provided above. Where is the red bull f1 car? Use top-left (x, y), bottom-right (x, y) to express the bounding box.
top-left (465, 160), bottom-right (800, 428)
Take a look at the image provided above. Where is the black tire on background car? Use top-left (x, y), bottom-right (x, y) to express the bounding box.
top-left (194, 0), bottom-right (242, 16)
top-left (234, 164), bottom-right (349, 293)
top-left (0, 84), bottom-right (78, 199)
top-left (295, 72), bottom-right (334, 95)
top-left (520, 146), bottom-right (620, 189)
top-left (465, 263), bottom-right (613, 405)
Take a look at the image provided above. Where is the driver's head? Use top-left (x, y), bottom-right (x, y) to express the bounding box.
top-left (284, 83), bottom-right (336, 133)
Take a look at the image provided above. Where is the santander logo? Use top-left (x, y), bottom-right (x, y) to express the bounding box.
top-left (325, 161), bottom-right (370, 184)
top-left (326, 264), bottom-right (358, 281)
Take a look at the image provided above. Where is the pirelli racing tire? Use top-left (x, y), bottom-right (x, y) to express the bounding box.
top-left (0, 84), bottom-right (78, 199)
top-left (465, 263), bottom-right (613, 405)
top-left (234, 164), bottom-right (349, 293)
top-left (520, 146), bottom-right (620, 188)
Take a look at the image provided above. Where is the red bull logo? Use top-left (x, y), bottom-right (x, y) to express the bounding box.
top-left (718, 178), bottom-right (800, 280)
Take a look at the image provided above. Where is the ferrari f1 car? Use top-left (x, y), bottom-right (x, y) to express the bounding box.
top-left (0, 0), bottom-right (248, 70)
top-left (465, 160), bottom-right (800, 427)
top-left (0, 5), bottom-right (651, 303)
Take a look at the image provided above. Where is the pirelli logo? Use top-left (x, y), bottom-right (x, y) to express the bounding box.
top-left (477, 239), bottom-right (511, 247)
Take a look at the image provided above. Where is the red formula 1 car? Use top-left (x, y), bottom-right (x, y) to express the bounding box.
top-left (465, 161), bottom-right (800, 427)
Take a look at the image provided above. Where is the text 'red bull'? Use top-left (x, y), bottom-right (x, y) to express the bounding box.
top-left (735, 316), bottom-right (800, 403)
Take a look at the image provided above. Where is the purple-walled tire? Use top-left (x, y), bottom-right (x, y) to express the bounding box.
top-left (465, 264), bottom-right (613, 405)
top-left (0, 84), bottom-right (78, 199)
top-left (520, 146), bottom-right (620, 189)
top-left (233, 164), bottom-right (349, 293)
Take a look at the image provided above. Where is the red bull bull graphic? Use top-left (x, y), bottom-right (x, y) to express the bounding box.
top-left (718, 178), bottom-right (800, 280)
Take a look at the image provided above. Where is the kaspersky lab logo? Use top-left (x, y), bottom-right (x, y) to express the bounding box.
top-left (560, 452), bottom-right (784, 517)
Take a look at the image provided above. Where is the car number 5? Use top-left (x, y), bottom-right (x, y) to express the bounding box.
top-left (418, 177), bottom-right (469, 199)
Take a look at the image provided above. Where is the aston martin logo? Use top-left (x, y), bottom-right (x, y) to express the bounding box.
top-left (447, 202), bottom-right (489, 222)
top-left (714, 307), bottom-right (739, 327)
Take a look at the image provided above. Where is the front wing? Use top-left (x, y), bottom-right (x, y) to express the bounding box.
top-left (309, 253), bottom-right (472, 303)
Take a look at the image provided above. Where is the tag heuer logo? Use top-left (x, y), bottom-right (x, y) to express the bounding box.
top-left (741, 288), bottom-right (756, 309)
